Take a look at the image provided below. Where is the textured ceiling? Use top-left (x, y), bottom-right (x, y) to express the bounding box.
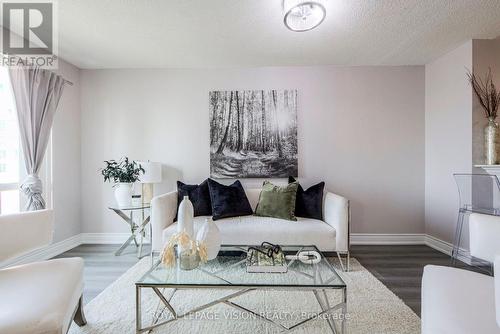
top-left (48, 0), bottom-right (500, 68)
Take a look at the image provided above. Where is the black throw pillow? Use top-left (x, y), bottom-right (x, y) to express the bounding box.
top-left (177, 179), bottom-right (212, 217)
top-left (207, 179), bottom-right (253, 221)
top-left (288, 176), bottom-right (325, 220)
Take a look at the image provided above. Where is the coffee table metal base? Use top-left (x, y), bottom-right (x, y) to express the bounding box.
top-left (135, 285), bottom-right (346, 334)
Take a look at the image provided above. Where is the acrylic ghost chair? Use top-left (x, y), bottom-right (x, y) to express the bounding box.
top-left (452, 173), bottom-right (500, 272)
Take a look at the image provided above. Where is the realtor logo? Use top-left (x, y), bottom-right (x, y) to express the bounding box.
top-left (1, 1), bottom-right (57, 68)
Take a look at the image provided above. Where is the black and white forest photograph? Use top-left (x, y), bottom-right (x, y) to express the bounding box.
top-left (210, 89), bottom-right (298, 178)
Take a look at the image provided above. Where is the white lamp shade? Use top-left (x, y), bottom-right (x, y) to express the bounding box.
top-left (138, 161), bottom-right (162, 183)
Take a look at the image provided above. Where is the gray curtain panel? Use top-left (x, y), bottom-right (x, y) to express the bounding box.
top-left (8, 67), bottom-right (66, 211)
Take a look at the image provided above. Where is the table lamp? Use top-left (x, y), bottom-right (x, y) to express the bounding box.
top-left (139, 161), bottom-right (162, 205)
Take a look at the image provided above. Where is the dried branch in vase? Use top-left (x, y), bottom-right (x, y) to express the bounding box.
top-left (467, 68), bottom-right (500, 119)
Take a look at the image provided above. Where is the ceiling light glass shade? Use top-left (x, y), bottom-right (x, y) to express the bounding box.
top-left (283, 0), bottom-right (326, 32)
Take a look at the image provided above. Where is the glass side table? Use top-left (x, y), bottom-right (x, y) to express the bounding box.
top-left (108, 204), bottom-right (151, 258)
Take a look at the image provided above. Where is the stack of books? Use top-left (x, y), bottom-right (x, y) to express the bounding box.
top-left (246, 247), bottom-right (287, 273)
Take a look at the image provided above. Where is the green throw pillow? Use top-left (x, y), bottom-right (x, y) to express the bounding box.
top-left (255, 181), bottom-right (298, 221)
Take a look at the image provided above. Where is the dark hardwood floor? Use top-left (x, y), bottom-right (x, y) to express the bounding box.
top-left (350, 245), bottom-right (477, 316)
top-left (55, 244), bottom-right (478, 316)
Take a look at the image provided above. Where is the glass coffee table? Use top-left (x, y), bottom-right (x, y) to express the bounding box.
top-left (136, 245), bottom-right (347, 334)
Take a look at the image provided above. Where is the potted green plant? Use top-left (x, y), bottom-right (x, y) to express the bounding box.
top-left (101, 157), bottom-right (144, 207)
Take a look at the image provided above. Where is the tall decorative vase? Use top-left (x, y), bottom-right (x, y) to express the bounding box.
top-left (114, 182), bottom-right (133, 207)
top-left (177, 196), bottom-right (194, 238)
top-left (484, 117), bottom-right (499, 165)
top-left (196, 217), bottom-right (221, 260)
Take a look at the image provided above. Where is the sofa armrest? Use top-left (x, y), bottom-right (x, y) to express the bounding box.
top-left (151, 191), bottom-right (178, 252)
top-left (0, 209), bottom-right (54, 264)
top-left (323, 192), bottom-right (349, 252)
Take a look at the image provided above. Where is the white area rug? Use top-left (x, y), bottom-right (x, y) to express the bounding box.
top-left (69, 257), bottom-right (420, 334)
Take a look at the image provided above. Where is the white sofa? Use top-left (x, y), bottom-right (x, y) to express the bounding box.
top-left (151, 187), bottom-right (350, 270)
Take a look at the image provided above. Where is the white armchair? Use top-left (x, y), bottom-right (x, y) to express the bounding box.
top-left (421, 213), bottom-right (500, 334)
top-left (0, 210), bottom-right (87, 334)
top-left (497, 257), bottom-right (500, 329)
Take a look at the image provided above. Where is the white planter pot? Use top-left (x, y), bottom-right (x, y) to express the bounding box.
top-left (114, 182), bottom-right (133, 207)
top-left (177, 196), bottom-right (194, 238)
top-left (196, 217), bottom-right (221, 260)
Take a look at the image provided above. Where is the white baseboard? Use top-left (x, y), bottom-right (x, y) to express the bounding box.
top-left (350, 233), bottom-right (425, 245)
top-left (424, 234), bottom-right (452, 254)
top-left (350, 233), bottom-right (472, 264)
top-left (0, 234), bottom-right (82, 268)
top-left (424, 234), bottom-right (472, 264)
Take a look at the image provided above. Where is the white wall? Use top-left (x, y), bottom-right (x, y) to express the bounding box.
top-left (80, 66), bottom-right (425, 236)
top-left (425, 41), bottom-right (473, 242)
top-left (52, 60), bottom-right (81, 242)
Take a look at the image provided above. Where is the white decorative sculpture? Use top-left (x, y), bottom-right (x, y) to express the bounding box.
top-left (177, 196), bottom-right (194, 238)
top-left (196, 217), bottom-right (221, 260)
top-left (285, 250), bottom-right (321, 264)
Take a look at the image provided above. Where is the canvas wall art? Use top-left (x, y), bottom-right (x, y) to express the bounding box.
top-left (210, 89), bottom-right (298, 178)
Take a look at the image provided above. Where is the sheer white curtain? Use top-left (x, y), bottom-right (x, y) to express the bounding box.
top-left (8, 67), bottom-right (66, 210)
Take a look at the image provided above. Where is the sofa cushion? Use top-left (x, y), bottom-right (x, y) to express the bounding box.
top-left (289, 176), bottom-right (325, 220)
top-left (176, 180), bottom-right (212, 218)
top-left (162, 215), bottom-right (336, 251)
top-left (255, 181), bottom-right (298, 221)
top-left (207, 179), bottom-right (253, 220)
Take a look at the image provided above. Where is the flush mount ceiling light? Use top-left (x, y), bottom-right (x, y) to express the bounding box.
top-left (283, 0), bottom-right (326, 32)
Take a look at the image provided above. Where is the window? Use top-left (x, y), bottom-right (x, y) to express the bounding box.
top-left (0, 67), bottom-right (20, 214)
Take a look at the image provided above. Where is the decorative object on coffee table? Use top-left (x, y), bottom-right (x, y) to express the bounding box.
top-left (138, 161), bottom-right (162, 205)
top-left (178, 248), bottom-right (201, 270)
top-left (285, 250), bottom-right (322, 264)
top-left (246, 243), bottom-right (287, 273)
top-left (160, 231), bottom-right (207, 270)
top-left (177, 196), bottom-right (194, 239)
top-left (209, 89), bottom-right (298, 178)
top-left (467, 68), bottom-right (500, 165)
top-left (196, 217), bottom-right (221, 260)
top-left (101, 157), bottom-right (144, 207)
